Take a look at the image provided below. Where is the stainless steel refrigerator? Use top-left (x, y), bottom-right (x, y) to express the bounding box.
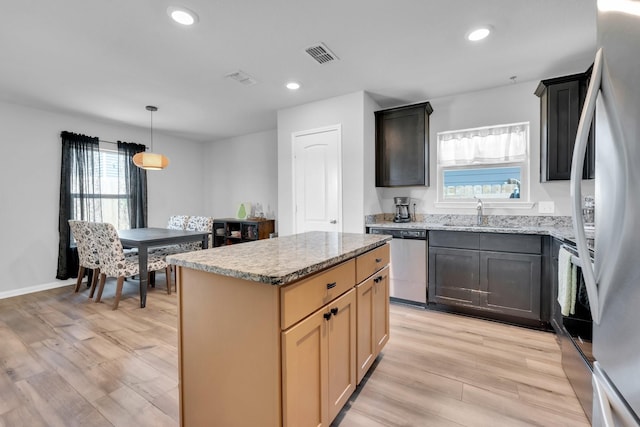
top-left (571, 2), bottom-right (640, 425)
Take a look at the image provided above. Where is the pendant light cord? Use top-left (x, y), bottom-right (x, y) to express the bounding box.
top-left (146, 105), bottom-right (158, 152)
top-left (149, 109), bottom-right (153, 151)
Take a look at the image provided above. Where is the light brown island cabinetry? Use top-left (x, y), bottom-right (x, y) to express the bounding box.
top-left (282, 287), bottom-right (356, 426)
top-left (355, 245), bottom-right (390, 384)
top-left (170, 233), bottom-right (390, 427)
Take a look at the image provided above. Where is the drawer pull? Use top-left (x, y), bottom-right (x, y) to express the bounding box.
top-left (330, 307), bottom-right (338, 315)
top-left (323, 312), bottom-right (332, 320)
top-left (327, 282), bottom-right (337, 290)
top-left (375, 258), bottom-right (383, 263)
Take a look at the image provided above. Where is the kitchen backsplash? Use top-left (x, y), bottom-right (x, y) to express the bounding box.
top-left (365, 213), bottom-right (573, 228)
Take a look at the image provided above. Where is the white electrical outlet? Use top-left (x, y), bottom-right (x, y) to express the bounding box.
top-left (538, 201), bottom-right (555, 214)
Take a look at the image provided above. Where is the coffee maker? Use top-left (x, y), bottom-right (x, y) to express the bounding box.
top-left (393, 197), bottom-right (411, 223)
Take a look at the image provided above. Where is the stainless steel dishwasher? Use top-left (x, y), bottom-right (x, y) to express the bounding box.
top-left (368, 227), bottom-right (427, 305)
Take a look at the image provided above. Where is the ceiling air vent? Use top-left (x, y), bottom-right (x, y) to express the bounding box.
top-left (304, 42), bottom-right (339, 64)
top-left (225, 70), bottom-right (258, 86)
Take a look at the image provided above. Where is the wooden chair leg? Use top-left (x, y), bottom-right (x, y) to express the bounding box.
top-left (74, 266), bottom-right (85, 292)
top-left (166, 267), bottom-right (172, 295)
top-left (113, 276), bottom-right (125, 310)
top-left (89, 268), bottom-right (100, 299)
top-left (95, 273), bottom-right (107, 303)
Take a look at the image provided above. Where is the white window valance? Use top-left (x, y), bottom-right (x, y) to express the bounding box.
top-left (437, 122), bottom-right (529, 167)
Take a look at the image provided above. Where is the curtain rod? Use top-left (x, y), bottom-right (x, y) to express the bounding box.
top-left (99, 139), bottom-right (148, 149)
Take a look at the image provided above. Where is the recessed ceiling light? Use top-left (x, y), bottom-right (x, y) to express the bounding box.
top-left (167, 6), bottom-right (199, 26)
top-left (286, 82), bottom-right (301, 90)
top-left (598, 0), bottom-right (640, 16)
top-left (467, 26), bottom-right (492, 42)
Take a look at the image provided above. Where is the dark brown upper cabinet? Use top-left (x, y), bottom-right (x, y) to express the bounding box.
top-left (375, 101), bottom-right (433, 187)
top-left (535, 69), bottom-right (595, 182)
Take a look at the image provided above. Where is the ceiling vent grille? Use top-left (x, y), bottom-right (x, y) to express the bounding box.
top-left (225, 70), bottom-right (258, 86)
top-left (304, 42), bottom-right (339, 64)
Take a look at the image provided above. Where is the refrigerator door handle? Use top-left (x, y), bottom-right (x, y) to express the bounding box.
top-left (570, 47), bottom-right (603, 325)
top-left (592, 362), bottom-right (640, 427)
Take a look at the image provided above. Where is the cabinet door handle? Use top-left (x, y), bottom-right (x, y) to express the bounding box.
top-left (375, 258), bottom-right (383, 263)
top-left (373, 277), bottom-right (380, 283)
top-left (327, 282), bottom-right (337, 290)
top-left (323, 312), bottom-right (332, 321)
top-left (330, 307), bottom-right (338, 315)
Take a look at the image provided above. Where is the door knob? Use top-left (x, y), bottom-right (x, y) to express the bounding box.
top-left (329, 219), bottom-right (337, 224)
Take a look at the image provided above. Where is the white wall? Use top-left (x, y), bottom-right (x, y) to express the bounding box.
top-left (0, 100), bottom-right (205, 296)
top-left (277, 91), bottom-right (371, 236)
top-left (204, 129), bottom-right (278, 221)
top-left (373, 80), bottom-right (594, 217)
top-left (363, 93), bottom-right (383, 216)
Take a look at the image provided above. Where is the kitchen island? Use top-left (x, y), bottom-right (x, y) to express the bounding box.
top-left (167, 231), bottom-right (391, 427)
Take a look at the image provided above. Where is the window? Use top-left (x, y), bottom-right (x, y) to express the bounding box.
top-left (437, 122), bottom-right (529, 205)
top-left (57, 131), bottom-right (146, 280)
top-left (69, 148), bottom-right (133, 230)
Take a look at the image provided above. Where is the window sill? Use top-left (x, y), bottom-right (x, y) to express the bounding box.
top-left (434, 200), bottom-right (535, 210)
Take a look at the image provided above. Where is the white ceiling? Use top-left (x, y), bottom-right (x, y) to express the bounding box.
top-left (1, 0), bottom-right (596, 143)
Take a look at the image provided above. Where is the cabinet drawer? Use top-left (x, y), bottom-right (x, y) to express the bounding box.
top-left (429, 231), bottom-right (479, 249)
top-left (480, 233), bottom-right (542, 254)
top-left (356, 244), bottom-right (390, 283)
top-left (281, 260), bottom-right (356, 330)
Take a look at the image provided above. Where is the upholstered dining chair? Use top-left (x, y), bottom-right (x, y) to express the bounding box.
top-left (150, 215), bottom-right (191, 257)
top-left (89, 222), bottom-right (172, 310)
top-left (182, 216), bottom-right (214, 250)
top-left (168, 215), bottom-right (190, 230)
top-left (68, 220), bottom-right (100, 294)
top-left (148, 214), bottom-right (196, 292)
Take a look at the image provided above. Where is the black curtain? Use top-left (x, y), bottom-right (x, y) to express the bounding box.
top-left (56, 131), bottom-right (101, 279)
top-left (118, 141), bottom-right (148, 229)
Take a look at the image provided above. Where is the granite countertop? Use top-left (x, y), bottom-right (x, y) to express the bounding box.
top-left (167, 231), bottom-right (391, 286)
top-left (365, 220), bottom-right (581, 246)
top-left (368, 220), bottom-right (571, 236)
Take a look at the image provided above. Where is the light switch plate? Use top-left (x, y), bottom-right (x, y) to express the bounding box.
top-left (538, 201), bottom-right (555, 214)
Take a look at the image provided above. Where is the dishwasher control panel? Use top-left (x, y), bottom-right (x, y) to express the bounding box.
top-left (368, 227), bottom-right (426, 240)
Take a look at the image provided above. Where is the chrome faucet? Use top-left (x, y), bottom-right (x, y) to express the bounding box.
top-left (476, 198), bottom-right (484, 225)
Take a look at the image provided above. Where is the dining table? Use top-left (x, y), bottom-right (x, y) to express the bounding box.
top-left (118, 227), bottom-right (211, 308)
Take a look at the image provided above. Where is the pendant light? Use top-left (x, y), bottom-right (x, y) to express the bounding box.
top-left (133, 105), bottom-right (169, 170)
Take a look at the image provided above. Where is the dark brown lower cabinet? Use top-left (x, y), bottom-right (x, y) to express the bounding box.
top-left (429, 248), bottom-right (479, 306)
top-left (428, 231), bottom-right (545, 327)
top-left (481, 251), bottom-right (541, 320)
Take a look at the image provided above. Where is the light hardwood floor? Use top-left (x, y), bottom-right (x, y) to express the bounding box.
top-left (0, 279), bottom-right (589, 427)
top-left (334, 304), bottom-right (590, 426)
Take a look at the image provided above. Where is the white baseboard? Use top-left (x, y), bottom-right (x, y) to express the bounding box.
top-left (0, 279), bottom-right (76, 300)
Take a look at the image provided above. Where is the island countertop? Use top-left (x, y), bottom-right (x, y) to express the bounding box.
top-left (167, 231), bottom-right (391, 286)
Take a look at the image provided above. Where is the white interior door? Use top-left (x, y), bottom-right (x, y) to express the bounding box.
top-left (293, 125), bottom-right (342, 233)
